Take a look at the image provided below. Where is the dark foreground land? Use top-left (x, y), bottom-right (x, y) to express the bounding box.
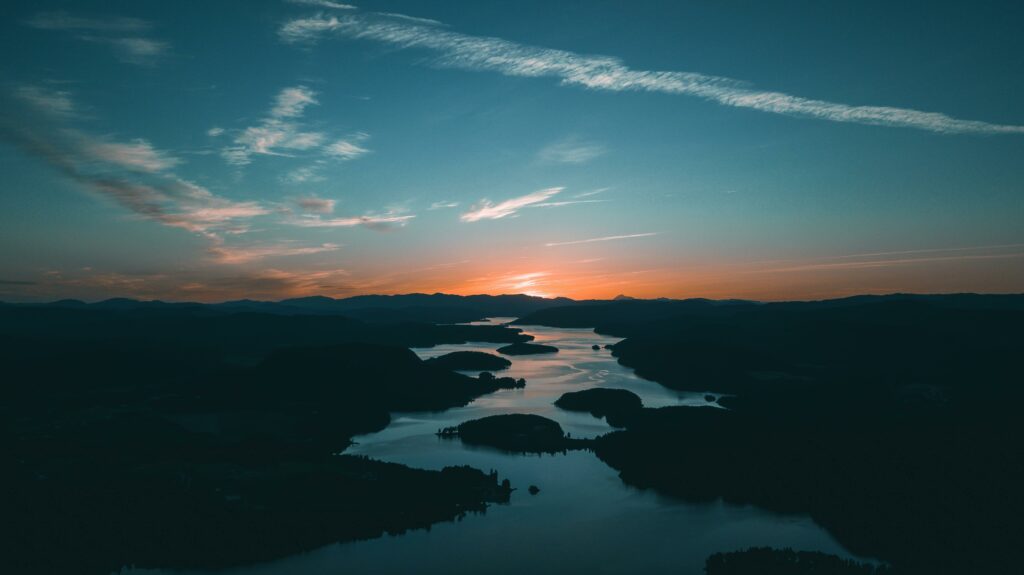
top-left (0, 306), bottom-right (532, 574)
top-left (2, 292), bottom-right (1022, 574)
top-left (705, 548), bottom-right (892, 575)
top-left (520, 293), bottom-right (1024, 574)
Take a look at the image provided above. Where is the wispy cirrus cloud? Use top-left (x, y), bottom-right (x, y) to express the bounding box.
top-left (538, 138), bottom-right (606, 164)
top-left (222, 85), bottom-right (326, 165)
top-left (375, 12), bottom-right (445, 27)
top-left (25, 11), bottom-right (150, 32)
top-left (280, 11), bottom-right (1024, 135)
top-left (9, 267), bottom-right (357, 302)
top-left (77, 136), bottom-right (181, 172)
top-left (532, 199), bottom-right (608, 208)
top-left (460, 187), bottom-right (606, 221)
top-left (286, 0), bottom-right (356, 10)
top-left (574, 187), bottom-right (610, 198)
top-left (208, 242), bottom-right (341, 264)
top-left (749, 244), bottom-right (1024, 274)
top-left (272, 85), bottom-right (320, 118)
top-left (460, 187), bottom-right (562, 222)
top-left (289, 213), bottom-right (415, 230)
top-left (429, 200), bottom-right (460, 210)
top-left (1, 85), bottom-right (268, 241)
top-left (79, 36), bottom-right (169, 66)
top-left (221, 86), bottom-right (371, 169)
top-left (26, 11), bottom-right (168, 66)
top-left (14, 85), bottom-right (78, 118)
top-left (325, 132), bottom-right (371, 159)
top-left (545, 232), bottom-right (659, 247)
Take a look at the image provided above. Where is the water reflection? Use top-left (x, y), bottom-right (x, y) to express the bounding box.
top-left (127, 320), bottom-right (865, 575)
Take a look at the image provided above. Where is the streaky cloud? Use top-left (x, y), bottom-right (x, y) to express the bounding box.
top-left (752, 243), bottom-right (1024, 274)
top-left (573, 187), bottom-right (610, 198)
top-left (538, 138), bottom-right (606, 164)
top-left (460, 187), bottom-right (562, 222)
top-left (545, 232), bottom-right (659, 247)
top-left (831, 243), bottom-right (1024, 260)
top-left (25, 11), bottom-right (150, 32)
top-left (79, 36), bottom-right (169, 65)
top-left (289, 213), bottom-right (415, 229)
top-left (1, 86), bottom-right (268, 241)
top-left (272, 86), bottom-right (318, 118)
top-left (531, 199), bottom-right (608, 208)
top-left (76, 136), bottom-right (181, 173)
top-left (222, 85), bottom-right (326, 165)
top-left (375, 12), bottom-right (445, 27)
top-left (286, 0), bottom-right (356, 10)
top-left (20, 267), bottom-right (356, 302)
top-left (753, 251), bottom-right (1024, 274)
top-left (27, 11), bottom-right (168, 66)
top-left (208, 242), bottom-right (341, 264)
top-left (429, 200), bottom-right (460, 210)
top-left (221, 86), bottom-right (369, 168)
top-left (325, 133), bottom-right (370, 159)
top-left (14, 85), bottom-right (78, 118)
top-left (280, 12), bottom-right (1024, 135)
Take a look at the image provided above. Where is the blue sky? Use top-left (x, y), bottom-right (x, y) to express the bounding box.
top-left (1, 0), bottom-right (1022, 301)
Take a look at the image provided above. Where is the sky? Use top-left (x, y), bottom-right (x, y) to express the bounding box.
top-left (1, 0), bottom-right (1023, 302)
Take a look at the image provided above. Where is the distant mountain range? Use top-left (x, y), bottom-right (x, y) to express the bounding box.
top-left (1, 293), bottom-right (581, 324)
top-left (2, 291), bottom-right (1021, 325)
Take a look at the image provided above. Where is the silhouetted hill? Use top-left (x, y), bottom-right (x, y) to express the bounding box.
top-left (515, 293), bottom-right (1024, 334)
top-left (275, 292), bottom-right (581, 321)
top-left (564, 295), bottom-right (1024, 574)
top-left (3, 292), bottom-right (589, 324)
top-left (0, 306), bottom-right (533, 359)
top-left (2, 330), bottom-right (523, 572)
top-left (604, 299), bottom-right (1024, 397)
top-left (258, 343), bottom-right (522, 413)
top-left (425, 351), bottom-right (512, 371)
top-left (515, 298), bottom-right (757, 329)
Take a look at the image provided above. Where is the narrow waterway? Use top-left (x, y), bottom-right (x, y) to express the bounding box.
top-left (131, 320), bottom-right (869, 575)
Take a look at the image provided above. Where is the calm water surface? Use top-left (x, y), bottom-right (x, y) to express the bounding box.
top-left (128, 320), bottom-right (868, 575)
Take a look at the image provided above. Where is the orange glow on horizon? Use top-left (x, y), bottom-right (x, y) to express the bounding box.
top-left (4, 245), bottom-right (1023, 303)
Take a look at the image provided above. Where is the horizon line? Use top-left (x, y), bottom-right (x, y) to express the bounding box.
top-left (3, 289), bottom-right (1022, 307)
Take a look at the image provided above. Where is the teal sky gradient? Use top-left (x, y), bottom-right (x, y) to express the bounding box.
top-left (2, 0), bottom-right (1022, 301)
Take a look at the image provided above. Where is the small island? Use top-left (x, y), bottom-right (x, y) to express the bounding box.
top-left (439, 414), bottom-right (588, 453)
top-left (554, 388), bottom-right (643, 427)
top-left (496, 342), bottom-right (559, 356)
top-left (477, 371), bottom-right (526, 390)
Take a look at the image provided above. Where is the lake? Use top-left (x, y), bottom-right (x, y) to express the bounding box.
top-left (124, 320), bottom-right (869, 575)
